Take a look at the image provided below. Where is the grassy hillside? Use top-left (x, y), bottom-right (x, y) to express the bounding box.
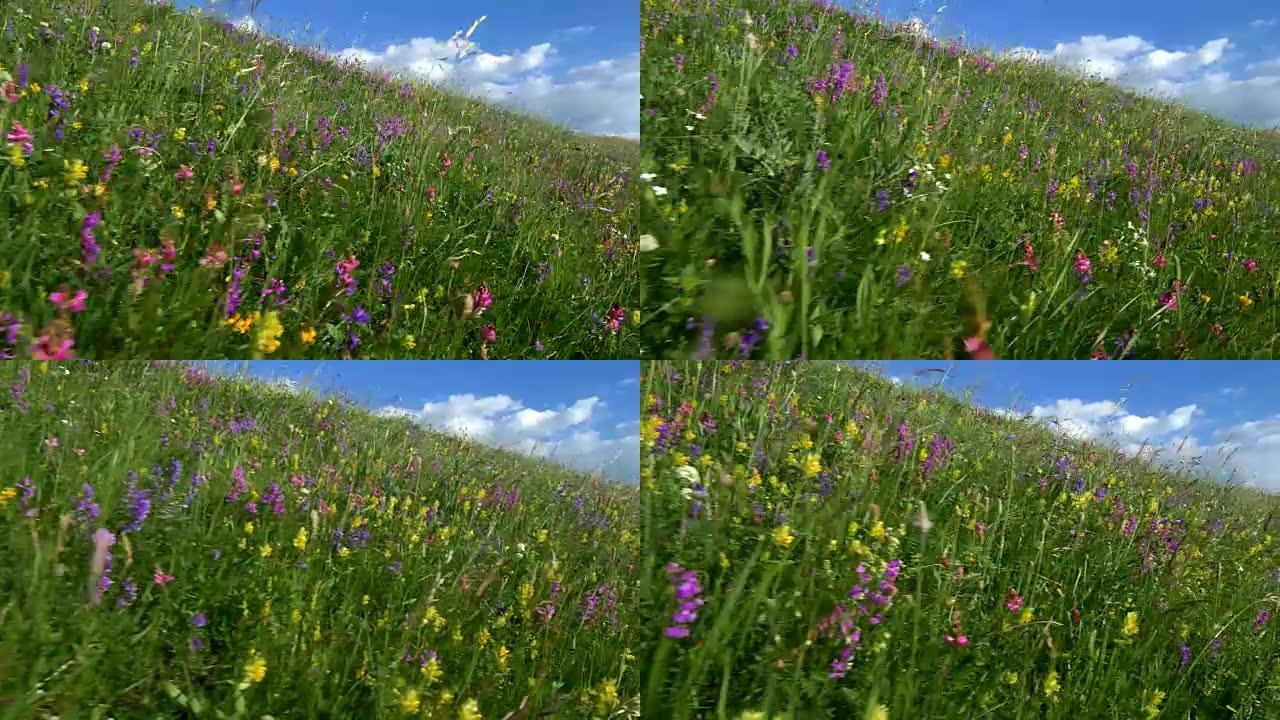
top-left (641, 361), bottom-right (1280, 718)
top-left (0, 362), bottom-right (639, 718)
top-left (638, 0), bottom-right (1280, 359)
top-left (0, 0), bottom-right (638, 359)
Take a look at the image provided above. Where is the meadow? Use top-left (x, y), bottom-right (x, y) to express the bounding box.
top-left (640, 361), bottom-right (1280, 718)
top-left (638, 0), bottom-right (1280, 359)
top-left (0, 361), bottom-right (639, 718)
top-left (0, 0), bottom-right (639, 359)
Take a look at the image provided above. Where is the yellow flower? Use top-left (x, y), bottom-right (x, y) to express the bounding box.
top-left (400, 688), bottom-right (421, 714)
top-left (244, 521), bottom-right (255, 535)
top-left (171, 205), bottom-right (185, 219)
top-left (174, 127), bottom-right (187, 141)
top-left (0, 486), bottom-right (16, 507)
top-left (403, 335), bottom-right (417, 350)
top-left (1001, 671), bottom-right (1019, 685)
top-left (8, 144), bottom-right (25, 167)
top-left (950, 259), bottom-right (968, 278)
top-left (421, 655), bottom-right (443, 684)
top-left (1122, 611), bottom-right (1139, 638)
top-left (1044, 669), bottom-right (1060, 698)
top-left (1019, 607), bottom-right (1034, 625)
top-left (269, 156), bottom-right (281, 173)
top-left (300, 326), bottom-right (317, 345)
top-left (772, 524), bottom-right (795, 549)
top-left (260, 543), bottom-right (273, 558)
top-left (293, 526), bottom-right (308, 552)
top-left (228, 314), bottom-right (254, 334)
top-left (458, 698), bottom-right (482, 720)
top-left (1144, 689), bottom-right (1165, 719)
top-left (802, 453), bottom-right (822, 479)
top-left (64, 159), bottom-right (88, 187)
top-left (244, 653), bottom-right (267, 683)
top-left (255, 311), bottom-right (283, 354)
top-left (1239, 293), bottom-right (1253, 308)
top-left (938, 154), bottom-right (951, 170)
top-left (495, 645), bottom-right (509, 672)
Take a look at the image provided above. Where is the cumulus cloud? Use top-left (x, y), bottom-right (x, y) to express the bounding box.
top-left (337, 23), bottom-right (638, 138)
top-left (377, 393), bottom-right (637, 482)
top-left (1024, 398), bottom-right (1199, 443)
top-left (1007, 31), bottom-right (1280, 129)
top-left (1017, 397), bottom-right (1280, 491)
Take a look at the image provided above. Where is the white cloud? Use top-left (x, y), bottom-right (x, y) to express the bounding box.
top-left (337, 22), bottom-right (638, 138)
top-left (1250, 18), bottom-right (1278, 29)
top-left (1010, 31), bottom-right (1280, 129)
top-left (377, 393), bottom-right (637, 482)
top-left (1025, 398), bottom-right (1199, 442)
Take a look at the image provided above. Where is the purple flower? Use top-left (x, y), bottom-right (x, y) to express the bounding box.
top-left (895, 265), bottom-right (913, 286)
top-left (192, 613), bottom-right (208, 628)
top-left (816, 149), bottom-right (830, 172)
top-left (872, 75), bottom-right (888, 106)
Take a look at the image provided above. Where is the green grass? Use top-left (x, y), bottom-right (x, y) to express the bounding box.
top-left (638, 0), bottom-right (1280, 359)
top-left (0, 0), bottom-right (639, 359)
top-left (0, 361), bottom-right (639, 718)
top-left (640, 361), bottom-right (1280, 718)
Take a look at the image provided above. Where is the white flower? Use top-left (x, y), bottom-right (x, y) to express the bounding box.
top-left (674, 465), bottom-right (700, 485)
top-left (100, 41), bottom-right (112, 50)
top-left (651, 186), bottom-right (669, 196)
top-left (920, 251), bottom-right (932, 262)
top-left (685, 125), bottom-right (695, 131)
top-left (639, 234), bottom-right (660, 252)
top-left (640, 172), bottom-right (657, 182)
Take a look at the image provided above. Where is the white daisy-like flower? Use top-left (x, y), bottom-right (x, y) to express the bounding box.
top-left (652, 186), bottom-right (669, 196)
top-left (640, 172), bottom-right (657, 182)
top-left (674, 465), bottom-right (700, 485)
top-left (920, 251), bottom-right (932, 262)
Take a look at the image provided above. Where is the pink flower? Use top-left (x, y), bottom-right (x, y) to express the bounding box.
top-left (6, 122), bottom-right (33, 152)
top-left (154, 569), bottom-right (175, 586)
top-left (480, 323), bottom-right (497, 344)
top-left (175, 164), bottom-right (194, 181)
top-left (1153, 253), bottom-right (1167, 268)
top-left (1073, 252), bottom-right (1092, 274)
top-left (1244, 259), bottom-right (1259, 273)
top-left (30, 322), bottom-right (76, 360)
top-left (945, 634), bottom-right (969, 647)
top-left (49, 286), bottom-right (88, 313)
top-left (1005, 589), bottom-right (1023, 613)
top-left (472, 284), bottom-right (493, 315)
top-left (605, 304), bottom-right (626, 333)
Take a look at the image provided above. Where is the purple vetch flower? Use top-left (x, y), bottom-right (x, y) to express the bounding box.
top-left (664, 562), bottom-right (704, 639)
top-left (75, 484), bottom-right (101, 524)
top-left (875, 189), bottom-right (890, 212)
top-left (871, 75), bottom-right (888, 106)
top-left (1255, 608), bottom-right (1270, 631)
top-left (191, 613), bottom-right (208, 628)
top-left (895, 265), bottom-right (913, 286)
top-left (81, 212), bottom-right (103, 265)
top-left (816, 149), bottom-right (830, 172)
top-left (1179, 643), bottom-right (1191, 667)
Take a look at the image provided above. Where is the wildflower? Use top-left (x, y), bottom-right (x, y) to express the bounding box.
top-left (605, 305), bottom-right (626, 333)
top-left (1005, 588), bottom-right (1023, 614)
top-left (192, 613), bottom-right (208, 628)
top-left (639, 234), bottom-right (659, 251)
top-left (49, 286), bottom-right (88, 313)
top-left (154, 569), bottom-right (175, 586)
top-left (651, 186), bottom-right (669, 196)
top-left (458, 698), bottom-right (482, 720)
top-left (772, 524), bottom-right (795, 548)
top-left (293, 526), bottom-right (308, 552)
top-left (243, 652), bottom-right (267, 683)
top-left (300, 326), bottom-right (317, 345)
top-left (64, 159), bottom-right (88, 187)
top-left (480, 324), bottom-right (497, 344)
top-left (175, 164), bottom-right (194, 181)
top-left (950, 259), bottom-right (968, 278)
top-left (1121, 611), bottom-right (1139, 638)
top-left (803, 453), bottom-right (822, 478)
top-left (31, 321), bottom-right (76, 360)
top-left (400, 689), bottom-right (421, 714)
top-left (1239, 293), bottom-right (1253, 308)
top-left (1254, 608), bottom-right (1270, 631)
top-left (1144, 689), bottom-right (1165, 719)
top-left (1044, 669), bottom-right (1060, 698)
top-left (816, 149), bottom-right (831, 172)
top-left (471, 284), bottom-right (493, 315)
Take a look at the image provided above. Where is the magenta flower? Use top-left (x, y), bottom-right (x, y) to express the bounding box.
top-left (153, 569), bottom-right (175, 586)
top-left (175, 164), bottom-right (194, 181)
top-left (49, 286), bottom-right (88, 313)
top-left (605, 304), bottom-right (626, 333)
top-left (480, 324), bottom-right (497, 344)
top-left (472, 284), bottom-right (493, 315)
top-left (5, 122), bottom-right (33, 152)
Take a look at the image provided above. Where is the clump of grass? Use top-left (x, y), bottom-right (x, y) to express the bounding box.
top-left (639, 0), bottom-right (1280, 359)
top-left (641, 361), bottom-right (1280, 717)
top-left (0, 0), bottom-right (639, 359)
top-left (0, 361), bottom-right (639, 718)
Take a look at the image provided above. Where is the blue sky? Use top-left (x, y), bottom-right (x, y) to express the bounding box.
top-left (204, 361), bottom-right (640, 482)
top-left (863, 361), bottom-right (1280, 491)
top-left (868, 0), bottom-right (1280, 128)
top-left (184, 0), bottom-right (639, 137)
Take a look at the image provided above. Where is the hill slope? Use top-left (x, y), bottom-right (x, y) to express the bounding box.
top-left (641, 361), bottom-right (1280, 717)
top-left (639, 0), bottom-right (1280, 359)
top-left (0, 362), bottom-right (639, 717)
top-left (1, 0), bottom-right (638, 359)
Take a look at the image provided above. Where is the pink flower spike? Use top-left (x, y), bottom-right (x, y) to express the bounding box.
top-left (175, 165), bottom-right (194, 181)
top-left (154, 569), bottom-right (175, 586)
